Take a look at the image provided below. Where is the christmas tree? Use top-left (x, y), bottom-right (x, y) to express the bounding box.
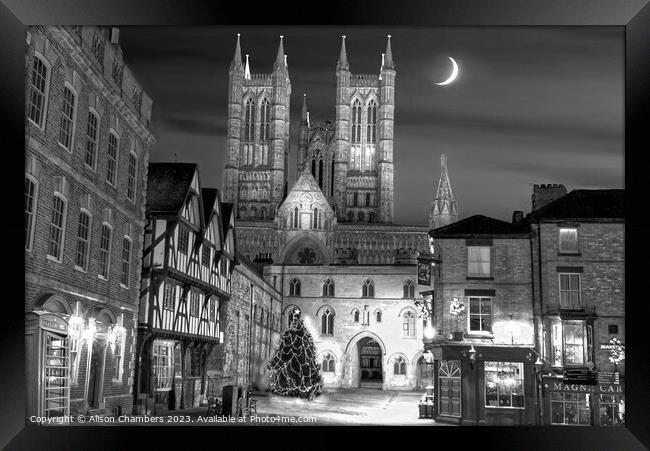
top-left (266, 308), bottom-right (323, 398)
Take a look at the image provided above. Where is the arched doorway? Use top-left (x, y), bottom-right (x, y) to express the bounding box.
top-left (416, 356), bottom-right (435, 389)
top-left (358, 337), bottom-right (382, 389)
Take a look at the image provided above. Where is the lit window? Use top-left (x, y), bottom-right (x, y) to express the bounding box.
top-left (106, 132), bottom-right (119, 186)
top-left (25, 176), bottom-right (39, 250)
top-left (321, 309), bottom-right (334, 335)
top-left (289, 278), bottom-right (301, 296)
top-left (550, 320), bottom-right (590, 367)
top-left (559, 228), bottom-right (578, 253)
top-left (559, 273), bottom-right (581, 308)
top-left (120, 236), bottom-right (132, 287)
top-left (469, 297), bottom-right (492, 333)
top-left (484, 361), bottom-right (524, 408)
top-left (551, 392), bottom-right (591, 425)
top-left (58, 86), bottom-right (76, 150)
top-left (599, 395), bottom-right (624, 426)
top-left (74, 210), bottom-right (92, 271)
top-left (83, 112), bottom-right (98, 170)
top-left (402, 311), bottom-right (416, 337)
top-left (28, 56), bottom-right (49, 127)
top-left (98, 223), bottom-right (112, 279)
top-left (47, 194), bottom-right (68, 261)
top-left (393, 356), bottom-right (407, 375)
top-left (127, 152), bottom-right (138, 201)
top-left (152, 340), bottom-right (175, 390)
top-left (468, 246), bottom-right (490, 277)
top-left (362, 279), bottom-right (374, 298)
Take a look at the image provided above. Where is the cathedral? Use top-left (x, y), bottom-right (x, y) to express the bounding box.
top-left (221, 34), bottom-right (459, 390)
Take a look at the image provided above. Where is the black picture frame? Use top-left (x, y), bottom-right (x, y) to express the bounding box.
top-left (1, 0), bottom-right (648, 449)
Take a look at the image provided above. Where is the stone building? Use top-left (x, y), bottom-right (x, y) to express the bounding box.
top-left (208, 256), bottom-right (282, 394)
top-left (25, 26), bottom-right (155, 418)
top-left (134, 164), bottom-right (234, 414)
top-left (425, 214), bottom-right (537, 425)
top-left (527, 186), bottom-right (625, 426)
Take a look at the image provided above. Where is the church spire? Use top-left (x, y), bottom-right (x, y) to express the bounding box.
top-left (383, 34), bottom-right (395, 69)
top-left (337, 35), bottom-right (349, 71)
top-left (244, 54), bottom-right (251, 79)
top-left (301, 93), bottom-right (308, 125)
top-left (273, 35), bottom-right (286, 71)
top-left (230, 33), bottom-right (243, 71)
top-left (429, 154), bottom-right (459, 229)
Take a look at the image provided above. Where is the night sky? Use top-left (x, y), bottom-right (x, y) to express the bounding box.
top-left (118, 26), bottom-right (623, 226)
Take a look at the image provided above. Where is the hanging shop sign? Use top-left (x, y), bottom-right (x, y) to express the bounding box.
top-left (39, 313), bottom-right (68, 334)
top-left (418, 261), bottom-right (432, 286)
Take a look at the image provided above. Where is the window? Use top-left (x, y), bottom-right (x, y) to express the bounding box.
top-left (322, 354), bottom-right (336, 372)
top-left (469, 297), bottom-right (492, 333)
top-left (376, 310), bottom-right (382, 322)
top-left (402, 311), bottom-right (416, 337)
top-left (322, 279), bottom-right (334, 297)
top-left (313, 208), bottom-right (318, 229)
top-left (365, 192), bottom-right (371, 207)
top-left (47, 194), bottom-right (68, 261)
top-left (551, 392), bottom-right (591, 425)
top-left (260, 99), bottom-right (270, 141)
top-left (393, 356), bottom-right (407, 375)
top-left (190, 292), bottom-right (199, 317)
top-left (85, 111), bottom-right (99, 169)
top-left (112, 332), bottom-right (124, 382)
top-left (559, 273), bottom-right (581, 308)
top-left (25, 176), bottom-right (39, 250)
top-left (468, 246), bottom-right (491, 277)
top-left (321, 309), bottom-right (334, 335)
top-left (163, 283), bottom-right (175, 310)
top-left (403, 280), bottom-right (415, 298)
top-left (120, 236), bottom-right (132, 287)
top-left (599, 395), bottom-right (624, 426)
top-left (608, 325), bottom-right (618, 334)
top-left (28, 56), bottom-right (49, 127)
top-left (353, 192), bottom-right (358, 207)
top-left (550, 320), bottom-right (588, 367)
top-left (318, 160), bottom-right (324, 190)
top-left (244, 98), bottom-right (255, 166)
top-left (353, 309), bottom-right (359, 323)
top-left (289, 279), bottom-right (301, 296)
top-left (351, 99), bottom-right (361, 143)
top-left (202, 245), bottom-right (210, 267)
top-left (178, 226), bottom-right (189, 255)
top-left (362, 279), bottom-right (374, 298)
top-left (58, 86), bottom-right (76, 150)
top-left (127, 152), bottom-right (138, 201)
top-left (106, 132), bottom-right (119, 186)
top-left (559, 228), bottom-right (579, 253)
top-left (152, 341), bottom-right (174, 390)
top-left (74, 210), bottom-right (92, 271)
top-left (293, 207), bottom-right (299, 229)
top-left (362, 308), bottom-right (370, 325)
top-left (484, 361), bottom-right (524, 408)
top-left (98, 224), bottom-right (112, 279)
top-left (367, 101), bottom-right (377, 143)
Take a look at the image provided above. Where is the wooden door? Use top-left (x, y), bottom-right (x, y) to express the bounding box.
top-left (438, 360), bottom-right (461, 417)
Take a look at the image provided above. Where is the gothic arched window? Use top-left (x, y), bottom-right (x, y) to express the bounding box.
top-left (260, 99), bottom-right (270, 141)
top-left (259, 207), bottom-right (266, 220)
top-left (289, 278), bottom-right (301, 296)
top-left (352, 309), bottom-right (360, 323)
top-left (323, 279), bottom-right (334, 297)
top-left (403, 311), bottom-right (416, 337)
top-left (369, 212), bottom-right (375, 223)
top-left (239, 206), bottom-right (247, 220)
top-left (367, 101), bottom-right (377, 143)
top-left (365, 192), bottom-right (371, 207)
top-left (376, 310), bottom-right (382, 322)
top-left (313, 208), bottom-right (318, 229)
top-left (330, 159), bottom-right (335, 198)
top-left (321, 308), bottom-right (334, 335)
top-left (362, 280), bottom-right (374, 298)
top-left (403, 280), bottom-right (415, 298)
top-left (318, 159), bottom-right (324, 190)
top-left (351, 99), bottom-right (362, 144)
top-left (293, 207), bottom-right (299, 229)
top-left (244, 98), bottom-right (255, 166)
top-left (393, 356), bottom-right (407, 375)
top-left (322, 354), bottom-right (336, 372)
top-left (311, 159), bottom-right (316, 178)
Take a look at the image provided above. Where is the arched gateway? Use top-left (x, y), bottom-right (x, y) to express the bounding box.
top-left (343, 331), bottom-right (387, 389)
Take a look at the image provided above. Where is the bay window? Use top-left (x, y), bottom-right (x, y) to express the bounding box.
top-left (550, 319), bottom-right (592, 367)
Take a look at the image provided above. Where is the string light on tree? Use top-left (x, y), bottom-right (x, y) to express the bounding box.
top-left (266, 308), bottom-right (323, 398)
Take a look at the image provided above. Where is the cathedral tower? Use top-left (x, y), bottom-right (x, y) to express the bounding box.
top-left (331, 35), bottom-right (396, 224)
top-left (429, 154), bottom-right (459, 229)
top-left (222, 35), bottom-right (291, 221)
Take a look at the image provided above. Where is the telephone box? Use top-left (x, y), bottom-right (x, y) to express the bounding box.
top-left (26, 311), bottom-right (71, 418)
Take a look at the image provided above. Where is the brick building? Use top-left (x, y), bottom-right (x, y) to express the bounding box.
top-left (134, 164), bottom-right (234, 414)
top-left (527, 186), bottom-right (625, 426)
top-left (207, 256), bottom-right (282, 394)
top-left (425, 214), bottom-right (537, 425)
top-left (25, 26), bottom-right (155, 418)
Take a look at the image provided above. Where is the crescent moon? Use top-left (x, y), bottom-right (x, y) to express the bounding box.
top-left (436, 57), bottom-right (459, 86)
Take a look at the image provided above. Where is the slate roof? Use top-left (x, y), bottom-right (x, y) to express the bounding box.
top-left (146, 163), bottom-right (197, 214)
top-left (527, 189), bottom-right (624, 221)
top-left (431, 214), bottom-right (528, 237)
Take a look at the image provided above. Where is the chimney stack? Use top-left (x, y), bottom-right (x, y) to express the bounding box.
top-left (512, 210), bottom-right (524, 225)
top-left (532, 184), bottom-right (567, 211)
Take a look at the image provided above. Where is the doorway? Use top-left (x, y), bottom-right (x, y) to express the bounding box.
top-left (87, 340), bottom-right (106, 409)
top-left (358, 337), bottom-right (383, 388)
top-left (417, 356), bottom-right (434, 389)
top-left (438, 360), bottom-right (461, 417)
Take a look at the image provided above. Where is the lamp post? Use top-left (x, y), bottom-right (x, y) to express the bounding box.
top-left (534, 356), bottom-right (544, 425)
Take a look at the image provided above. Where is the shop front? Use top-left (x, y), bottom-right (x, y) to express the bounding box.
top-left (431, 344), bottom-right (538, 425)
top-left (541, 375), bottom-right (625, 426)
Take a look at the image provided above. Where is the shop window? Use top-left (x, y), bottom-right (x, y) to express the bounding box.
top-left (550, 392), bottom-right (591, 425)
top-left (559, 228), bottom-right (579, 253)
top-left (469, 297), bottom-right (492, 333)
top-left (468, 246), bottom-right (490, 277)
top-left (152, 341), bottom-right (174, 390)
top-left (402, 311), bottom-right (416, 337)
top-left (599, 395), bottom-right (625, 426)
top-left (559, 273), bottom-right (581, 308)
top-left (484, 361), bottom-right (524, 408)
top-left (322, 354), bottom-right (336, 372)
top-left (393, 356), bottom-right (407, 375)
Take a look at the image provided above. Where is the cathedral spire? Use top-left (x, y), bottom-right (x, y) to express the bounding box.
top-left (301, 93), bottom-right (308, 125)
top-left (337, 35), bottom-right (349, 71)
top-left (273, 35), bottom-right (286, 71)
top-left (429, 154), bottom-right (459, 229)
top-left (244, 54), bottom-right (251, 79)
top-left (384, 34), bottom-right (395, 69)
top-left (230, 33), bottom-right (243, 71)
